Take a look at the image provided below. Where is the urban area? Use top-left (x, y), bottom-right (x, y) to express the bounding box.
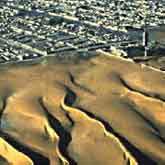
top-left (0, 0), bottom-right (165, 62)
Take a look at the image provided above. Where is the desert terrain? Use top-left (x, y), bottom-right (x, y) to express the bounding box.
top-left (0, 51), bottom-right (164, 165)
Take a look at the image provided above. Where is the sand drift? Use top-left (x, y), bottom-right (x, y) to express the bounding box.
top-left (0, 52), bottom-right (164, 165)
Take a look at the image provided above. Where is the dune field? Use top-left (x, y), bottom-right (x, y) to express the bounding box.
top-left (0, 51), bottom-right (164, 165)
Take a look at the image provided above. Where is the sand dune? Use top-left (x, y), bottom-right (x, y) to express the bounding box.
top-left (0, 52), bottom-right (164, 164)
top-left (0, 137), bottom-right (33, 165)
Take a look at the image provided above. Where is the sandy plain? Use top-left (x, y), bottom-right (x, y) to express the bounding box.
top-left (0, 51), bottom-right (164, 165)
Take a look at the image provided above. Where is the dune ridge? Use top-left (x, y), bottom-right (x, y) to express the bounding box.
top-left (0, 52), bottom-right (164, 164)
top-left (61, 94), bottom-right (137, 165)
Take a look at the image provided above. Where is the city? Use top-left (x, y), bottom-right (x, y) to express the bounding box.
top-left (0, 0), bottom-right (165, 62)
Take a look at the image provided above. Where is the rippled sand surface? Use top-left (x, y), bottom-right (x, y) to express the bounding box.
top-left (0, 52), bottom-right (164, 165)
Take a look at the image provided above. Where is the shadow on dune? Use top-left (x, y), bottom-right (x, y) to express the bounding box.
top-left (63, 88), bottom-right (157, 165)
top-left (0, 131), bottom-right (50, 165)
top-left (39, 98), bottom-right (77, 165)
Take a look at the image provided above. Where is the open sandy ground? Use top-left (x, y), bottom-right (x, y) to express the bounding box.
top-left (0, 51), bottom-right (164, 165)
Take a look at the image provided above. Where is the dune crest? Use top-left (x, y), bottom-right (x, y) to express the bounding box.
top-left (0, 137), bottom-right (33, 165)
top-left (61, 96), bottom-right (137, 165)
top-left (0, 52), bottom-right (164, 164)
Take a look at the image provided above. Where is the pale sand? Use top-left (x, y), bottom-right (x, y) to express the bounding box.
top-left (0, 137), bottom-right (33, 165)
top-left (0, 52), bottom-right (164, 165)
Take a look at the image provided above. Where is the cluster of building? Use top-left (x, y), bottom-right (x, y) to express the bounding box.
top-left (0, 0), bottom-right (164, 62)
